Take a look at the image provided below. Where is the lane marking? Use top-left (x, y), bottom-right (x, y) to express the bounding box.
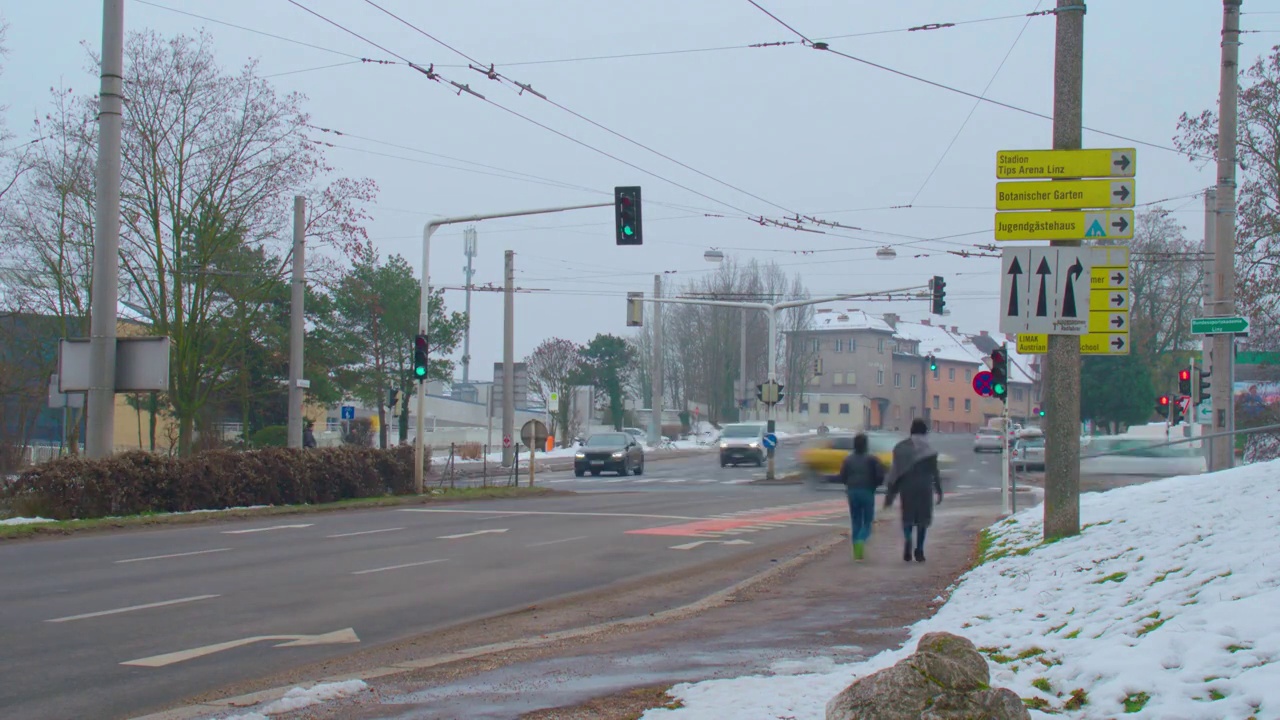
top-left (400, 508), bottom-right (701, 520)
top-left (661, 479), bottom-right (687, 484)
top-left (476, 514), bottom-right (520, 520)
top-left (222, 524), bottom-right (314, 535)
top-left (121, 628), bottom-right (360, 668)
top-left (46, 594), bottom-right (219, 623)
top-left (627, 500), bottom-right (848, 538)
top-left (115, 548), bottom-right (232, 564)
top-left (671, 539), bottom-right (753, 550)
top-left (526, 535), bottom-right (589, 547)
top-left (437, 528), bottom-right (508, 540)
top-left (351, 559), bottom-right (448, 575)
top-left (326, 527), bottom-right (404, 539)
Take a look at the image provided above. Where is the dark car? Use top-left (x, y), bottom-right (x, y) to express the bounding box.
top-left (574, 432), bottom-right (645, 477)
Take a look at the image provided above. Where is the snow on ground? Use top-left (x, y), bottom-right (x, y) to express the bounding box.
top-left (220, 680), bottom-right (367, 718)
top-left (0, 516), bottom-right (56, 525)
top-left (642, 461), bottom-right (1280, 720)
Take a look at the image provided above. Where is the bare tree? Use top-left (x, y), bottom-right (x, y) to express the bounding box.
top-left (1126, 208), bottom-right (1204, 380)
top-left (524, 338), bottom-right (583, 446)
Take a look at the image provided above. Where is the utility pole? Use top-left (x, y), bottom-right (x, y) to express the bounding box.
top-left (502, 250), bottom-right (516, 467)
top-left (1202, 187), bottom-right (1217, 468)
top-left (287, 196), bottom-right (306, 448)
top-left (85, 0), bottom-right (124, 459)
top-left (1042, 0), bottom-right (1085, 540)
top-left (461, 226), bottom-right (478, 383)
top-left (1211, 0), bottom-right (1242, 473)
top-left (648, 274), bottom-right (663, 446)
top-left (739, 310), bottom-right (748, 421)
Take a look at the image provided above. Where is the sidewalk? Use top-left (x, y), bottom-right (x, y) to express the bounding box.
top-left (281, 499), bottom-right (1000, 720)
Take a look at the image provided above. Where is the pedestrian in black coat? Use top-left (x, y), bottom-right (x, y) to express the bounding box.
top-left (885, 418), bottom-right (943, 562)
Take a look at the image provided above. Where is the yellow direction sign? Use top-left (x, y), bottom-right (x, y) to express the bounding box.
top-left (1016, 333), bottom-right (1130, 355)
top-left (1091, 267), bottom-right (1129, 290)
top-left (995, 179), bottom-right (1135, 211)
top-left (995, 210), bottom-right (1133, 241)
top-left (1094, 288), bottom-right (1129, 312)
top-left (1088, 310), bottom-right (1129, 333)
top-left (996, 148), bottom-right (1136, 179)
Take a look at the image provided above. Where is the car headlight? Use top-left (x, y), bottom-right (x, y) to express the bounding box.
top-left (748, 441), bottom-right (759, 448)
top-left (612, 451), bottom-right (624, 458)
top-left (574, 452), bottom-right (585, 459)
top-left (719, 442), bottom-right (728, 449)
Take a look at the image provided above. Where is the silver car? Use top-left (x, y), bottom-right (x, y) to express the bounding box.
top-left (973, 428), bottom-right (1004, 453)
top-left (719, 423), bottom-right (767, 467)
top-left (1012, 437), bottom-right (1046, 471)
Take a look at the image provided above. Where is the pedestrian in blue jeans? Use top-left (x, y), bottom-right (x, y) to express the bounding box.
top-left (840, 433), bottom-right (886, 560)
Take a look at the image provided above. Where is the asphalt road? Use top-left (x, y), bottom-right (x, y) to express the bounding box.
top-left (0, 433), bottom-right (998, 720)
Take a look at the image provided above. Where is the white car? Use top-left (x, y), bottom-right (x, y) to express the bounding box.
top-left (973, 428), bottom-right (1004, 453)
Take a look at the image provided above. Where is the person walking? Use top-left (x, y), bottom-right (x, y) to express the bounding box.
top-left (303, 421), bottom-right (317, 449)
top-left (839, 433), bottom-right (886, 560)
top-left (885, 418), bottom-right (943, 562)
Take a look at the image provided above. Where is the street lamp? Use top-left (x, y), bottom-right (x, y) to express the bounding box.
top-left (876, 246), bottom-right (897, 260)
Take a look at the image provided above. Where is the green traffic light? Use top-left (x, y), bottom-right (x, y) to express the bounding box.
top-left (993, 383), bottom-right (1006, 395)
top-left (623, 225), bottom-right (634, 236)
top-left (414, 366), bottom-right (426, 378)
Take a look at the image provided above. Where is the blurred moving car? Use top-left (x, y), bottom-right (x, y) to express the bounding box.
top-left (1079, 437), bottom-right (1206, 476)
top-left (574, 432), bottom-right (645, 477)
top-left (719, 422), bottom-right (767, 467)
top-left (1012, 436), bottom-right (1045, 471)
top-left (798, 431), bottom-right (953, 487)
top-left (973, 427), bottom-right (1004, 453)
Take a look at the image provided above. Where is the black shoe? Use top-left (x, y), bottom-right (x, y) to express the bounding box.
top-left (903, 542), bottom-right (913, 562)
top-left (914, 548), bottom-right (926, 562)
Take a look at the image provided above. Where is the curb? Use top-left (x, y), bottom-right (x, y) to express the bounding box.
top-left (127, 533), bottom-right (846, 720)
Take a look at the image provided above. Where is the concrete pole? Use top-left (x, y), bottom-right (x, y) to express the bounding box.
top-left (739, 309), bottom-right (748, 421)
top-left (461, 226), bottom-right (477, 384)
top-left (766, 308), bottom-right (778, 481)
top-left (414, 224), bottom-right (437, 494)
top-left (648, 274), bottom-right (663, 446)
top-left (287, 197), bottom-right (306, 449)
top-left (85, 0), bottom-right (125, 459)
top-left (1211, 0), bottom-right (1242, 472)
top-left (1042, 0), bottom-right (1085, 540)
top-left (1202, 188), bottom-right (1217, 469)
top-left (502, 250), bottom-right (516, 467)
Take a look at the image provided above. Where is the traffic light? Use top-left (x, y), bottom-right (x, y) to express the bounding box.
top-left (776, 384), bottom-right (785, 405)
top-left (1178, 368), bottom-right (1191, 395)
top-left (626, 292), bottom-right (644, 327)
top-left (755, 383), bottom-right (763, 403)
top-left (1037, 408), bottom-right (1046, 418)
top-left (389, 387), bottom-right (401, 409)
top-left (928, 354), bottom-right (938, 373)
top-left (614, 186), bottom-right (643, 245)
top-left (930, 275), bottom-right (946, 315)
top-left (1155, 394), bottom-right (1170, 418)
top-left (1172, 400), bottom-right (1185, 426)
top-left (413, 334), bottom-right (429, 380)
top-left (1199, 369), bottom-right (1211, 397)
top-left (990, 343), bottom-right (1008, 402)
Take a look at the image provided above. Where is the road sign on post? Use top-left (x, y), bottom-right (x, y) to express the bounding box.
top-left (341, 405), bottom-right (355, 420)
top-left (971, 370), bottom-right (994, 397)
top-left (1000, 247), bottom-right (1091, 335)
top-left (995, 210), bottom-right (1133, 241)
top-left (995, 179), bottom-right (1135, 210)
top-left (996, 148), bottom-right (1136, 179)
top-left (1191, 316), bottom-right (1250, 335)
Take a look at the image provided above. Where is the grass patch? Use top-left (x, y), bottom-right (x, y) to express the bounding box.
top-left (0, 485), bottom-right (562, 541)
top-left (1209, 689), bottom-right (1226, 701)
top-left (1017, 647), bottom-right (1047, 660)
top-left (1031, 677), bottom-right (1052, 693)
top-left (1227, 643), bottom-right (1252, 653)
top-left (1082, 520), bottom-right (1113, 530)
top-left (1064, 688), bottom-right (1088, 710)
top-left (1152, 567), bottom-right (1184, 585)
top-left (1123, 692), bottom-right (1151, 713)
top-left (1023, 697), bottom-right (1050, 710)
top-left (979, 647), bottom-right (1015, 664)
top-left (1095, 571), bottom-right (1128, 584)
top-left (1064, 629), bottom-right (1082, 640)
top-left (976, 528), bottom-right (997, 563)
top-left (1048, 622), bottom-right (1068, 634)
top-left (1137, 611), bottom-right (1168, 637)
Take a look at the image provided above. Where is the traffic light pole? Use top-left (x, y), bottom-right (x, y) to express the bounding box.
top-left (415, 201), bottom-right (611, 493)
top-left (641, 284), bottom-right (927, 480)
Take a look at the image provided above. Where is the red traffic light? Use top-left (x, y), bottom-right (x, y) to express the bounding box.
top-left (1178, 369), bottom-right (1191, 381)
top-left (1158, 395), bottom-right (1170, 406)
top-left (415, 336), bottom-right (428, 351)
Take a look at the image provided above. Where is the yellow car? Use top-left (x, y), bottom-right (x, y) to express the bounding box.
top-left (797, 432), bottom-right (953, 485)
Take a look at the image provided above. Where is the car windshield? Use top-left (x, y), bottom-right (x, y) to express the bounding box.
top-left (1019, 439), bottom-right (1045, 449)
top-left (721, 425), bottom-right (761, 438)
top-left (586, 433), bottom-right (627, 447)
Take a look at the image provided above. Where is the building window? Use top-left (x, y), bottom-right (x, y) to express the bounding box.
top-left (832, 372), bottom-right (843, 385)
top-left (834, 339), bottom-right (843, 353)
top-left (839, 403), bottom-right (850, 414)
top-left (893, 372), bottom-right (901, 388)
top-left (800, 402), bottom-right (809, 412)
top-left (849, 338), bottom-right (856, 351)
top-left (948, 368), bottom-right (956, 381)
top-left (932, 395), bottom-right (940, 409)
top-left (811, 339), bottom-right (820, 352)
top-left (876, 369), bottom-right (884, 385)
top-left (1014, 388), bottom-right (1025, 401)
top-left (948, 397), bottom-right (956, 411)
top-left (847, 371), bottom-right (856, 385)
top-left (819, 402), bottom-right (830, 414)
top-left (910, 374), bottom-right (918, 389)
top-left (877, 338), bottom-right (885, 353)
top-left (964, 398), bottom-right (971, 412)
top-left (965, 369), bottom-right (972, 382)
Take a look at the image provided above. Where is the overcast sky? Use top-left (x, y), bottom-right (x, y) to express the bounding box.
top-left (2, 1), bottom-right (1272, 381)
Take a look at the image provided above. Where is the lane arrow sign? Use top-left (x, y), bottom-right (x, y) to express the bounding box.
top-left (1062, 256), bottom-right (1084, 318)
top-left (1111, 271), bottom-right (1125, 284)
top-left (670, 539), bottom-right (754, 550)
top-left (1112, 315), bottom-right (1125, 329)
top-left (1034, 257), bottom-right (1051, 317)
top-left (438, 528), bottom-right (509, 539)
top-left (1112, 184), bottom-right (1131, 202)
top-left (1111, 215), bottom-right (1130, 233)
top-left (1006, 255), bottom-right (1023, 317)
top-left (121, 628), bottom-right (360, 668)
top-left (1111, 336), bottom-right (1126, 350)
top-left (1114, 154), bottom-right (1131, 171)
top-left (1111, 293), bottom-right (1125, 307)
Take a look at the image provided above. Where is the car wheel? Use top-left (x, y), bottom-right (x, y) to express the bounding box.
top-left (619, 459), bottom-right (629, 477)
top-left (634, 461), bottom-right (644, 476)
top-left (574, 467), bottom-right (585, 477)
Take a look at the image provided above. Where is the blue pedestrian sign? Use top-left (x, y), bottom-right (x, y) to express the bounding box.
top-left (763, 433), bottom-right (777, 450)
top-left (341, 405), bottom-right (355, 420)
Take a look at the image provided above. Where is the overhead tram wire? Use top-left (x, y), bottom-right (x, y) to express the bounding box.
top-left (742, 0), bottom-right (1211, 161)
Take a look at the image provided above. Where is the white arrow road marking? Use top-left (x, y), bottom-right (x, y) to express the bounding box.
top-left (221, 524), bottom-right (314, 535)
top-left (669, 539), bottom-right (754, 550)
top-left (326, 527), bottom-right (404, 539)
top-left (47, 594), bottom-right (219, 623)
top-left (115, 548), bottom-right (232, 564)
top-left (351, 558), bottom-right (448, 575)
top-left (437, 528), bottom-right (509, 540)
top-left (121, 628), bottom-right (360, 668)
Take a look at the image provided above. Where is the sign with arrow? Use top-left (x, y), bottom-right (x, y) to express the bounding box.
top-left (995, 178), bottom-right (1136, 210)
top-left (1079, 333), bottom-right (1129, 355)
top-left (121, 628), bottom-right (360, 668)
top-left (1094, 288), bottom-right (1129, 311)
top-left (1000, 247), bottom-right (1091, 335)
top-left (1088, 311), bottom-right (1128, 333)
top-left (1091, 267), bottom-right (1128, 289)
top-left (994, 209), bottom-right (1134, 241)
top-left (996, 148), bottom-right (1136, 179)
top-left (1190, 316), bottom-right (1250, 335)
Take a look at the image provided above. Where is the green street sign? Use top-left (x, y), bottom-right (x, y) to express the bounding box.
top-left (1190, 316), bottom-right (1249, 335)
